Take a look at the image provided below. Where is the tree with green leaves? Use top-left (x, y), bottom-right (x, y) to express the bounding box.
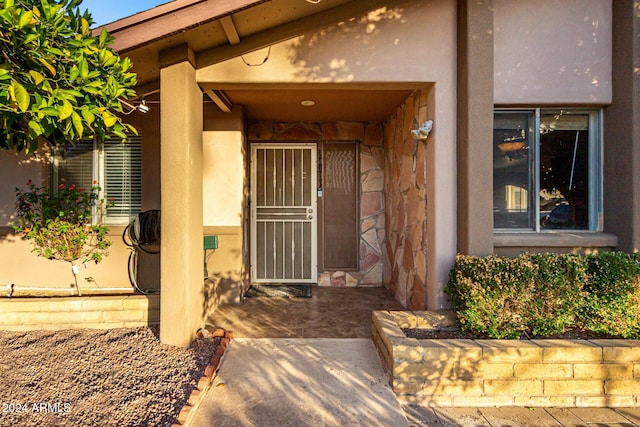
top-left (0, 0), bottom-right (137, 154)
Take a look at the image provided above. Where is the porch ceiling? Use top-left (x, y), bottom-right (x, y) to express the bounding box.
top-left (214, 87), bottom-right (414, 122)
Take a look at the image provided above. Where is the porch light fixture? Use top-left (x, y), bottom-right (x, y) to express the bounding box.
top-left (137, 99), bottom-right (150, 114)
top-left (120, 98), bottom-right (149, 115)
top-left (301, 100), bottom-right (315, 106)
top-left (410, 120), bottom-right (433, 140)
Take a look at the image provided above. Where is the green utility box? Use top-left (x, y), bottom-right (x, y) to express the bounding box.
top-left (203, 235), bottom-right (219, 250)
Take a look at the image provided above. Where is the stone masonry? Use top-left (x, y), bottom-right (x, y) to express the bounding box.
top-left (382, 90), bottom-right (430, 309)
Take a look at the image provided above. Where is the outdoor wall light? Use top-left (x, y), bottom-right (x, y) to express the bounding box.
top-left (137, 99), bottom-right (150, 114)
top-left (410, 120), bottom-right (433, 140)
top-left (120, 98), bottom-right (149, 114)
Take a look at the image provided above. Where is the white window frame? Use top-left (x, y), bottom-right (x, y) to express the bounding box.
top-left (52, 136), bottom-right (142, 226)
top-left (493, 108), bottom-right (603, 232)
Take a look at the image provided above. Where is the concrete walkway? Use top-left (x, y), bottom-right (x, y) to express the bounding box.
top-left (189, 338), bottom-right (409, 427)
top-left (192, 289), bottom-right (640, 427)
top-left (189, 336), bottom-right (640, 427)
top-left (404, 405), bottom-right (640, 426)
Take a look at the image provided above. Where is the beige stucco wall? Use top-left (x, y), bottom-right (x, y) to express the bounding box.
top-left (604, 0), bottom-right (640, 253)
top-left (198, 0), bottom-right (458, 309)
top-left (0, 108), bottom-right (160, 293)
top-left (494, 0), bottom-right (612, 105)
top-left (203, 226), bottom-right (245, 308)
top-left (203, 105), bottom-right (245, 227)
top-left (0, 150), bottom-right (48, 227)
top-left (457, 0), bottom-right (495, 258)
top-left (159, 56), bottom-right (205, 347)
top-left (198, 1), bottom-right (456, 85)
top-left (0, 227), bottom-right (132, 291)
top-left (0, 146), bottom-right (139, 292)
top-left (127, 108), bottom-right (161, 212)
top-left (202, 105), bottom-right (246, 307)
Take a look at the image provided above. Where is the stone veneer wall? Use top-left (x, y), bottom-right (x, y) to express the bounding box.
top-left (383, 90), bottom-right (430, 309)
top-left (247, 121), bottom-right (386, 287)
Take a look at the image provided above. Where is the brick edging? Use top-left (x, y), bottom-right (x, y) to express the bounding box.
top-left (171, 328), bottom-right (234, 427)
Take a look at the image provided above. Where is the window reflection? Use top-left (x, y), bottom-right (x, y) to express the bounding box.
top-left (493, 112), bottom-right (534, 229)
top-left (493, 109), bottom-right (597, 231)
top-left (539, 113), bottom-right (590, 230)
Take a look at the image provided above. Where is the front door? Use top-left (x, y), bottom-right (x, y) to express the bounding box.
top-left (250, 143), bottom-right (317, 284)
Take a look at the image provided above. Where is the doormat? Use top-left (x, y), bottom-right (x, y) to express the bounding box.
top-left (244, 284), bottom-right (312, 298)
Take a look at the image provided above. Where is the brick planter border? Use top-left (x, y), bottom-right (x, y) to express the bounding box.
top-left (172, 329), bottom-right (234, 427)
top-left (372, 310), bottom-right (640, 407)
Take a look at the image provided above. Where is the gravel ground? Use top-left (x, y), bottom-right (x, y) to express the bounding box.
top-left (0, 326), bottom-right (221, 427)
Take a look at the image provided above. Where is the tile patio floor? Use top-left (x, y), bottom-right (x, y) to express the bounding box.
top-left (207, 285), bottom-right (404, 338)
top-left (204, 286), bottom-right (640, 427)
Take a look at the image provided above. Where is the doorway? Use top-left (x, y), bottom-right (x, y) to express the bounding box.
top-left (250, 143), bottom-right (318, 284)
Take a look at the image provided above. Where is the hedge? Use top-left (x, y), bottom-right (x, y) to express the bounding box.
top-left (445, 252), bottom-right (640, 339)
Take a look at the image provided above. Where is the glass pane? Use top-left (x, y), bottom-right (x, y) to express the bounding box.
top-left (539, 113), bottom-right (590, 230)
top-left (493, 112), bottom-right (535, 229)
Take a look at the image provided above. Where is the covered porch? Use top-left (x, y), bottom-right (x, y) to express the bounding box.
top-left (103, 0), bottom-right (481, 347)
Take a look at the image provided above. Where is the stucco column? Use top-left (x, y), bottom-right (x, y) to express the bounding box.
top-left (456, 0), bottom-right (494, 256)
top-left (159, 44), bottom-right (204, 347)
top-left (604, 0), bottom-right (640, 252)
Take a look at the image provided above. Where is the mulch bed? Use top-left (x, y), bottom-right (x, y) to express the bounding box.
top-left (403, 327), bottom-right (620, 340)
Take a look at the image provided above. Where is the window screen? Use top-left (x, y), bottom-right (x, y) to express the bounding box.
top-left (322, 142), bottom-right (358, 269)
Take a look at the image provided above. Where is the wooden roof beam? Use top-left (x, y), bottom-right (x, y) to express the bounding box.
top-left (220, 16), bottom-right (241, 45)
top-left (204, 88), bottom-right (233, 113)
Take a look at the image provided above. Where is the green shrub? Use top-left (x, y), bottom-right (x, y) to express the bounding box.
top-left (445, 252), bottom-right (640, 339)
top-left (578, 252), bottom-right (640, 338)
top-left (12, 180), bottom-right (112, 296)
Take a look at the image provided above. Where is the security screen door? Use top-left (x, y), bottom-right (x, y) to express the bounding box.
top-left (250, 143), bottom-right (317, 283)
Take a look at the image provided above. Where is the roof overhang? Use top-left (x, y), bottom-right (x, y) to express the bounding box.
top-left (96, 0), bottom-right (268, 53)
top-left (98, 0), bottom-right (417, 122)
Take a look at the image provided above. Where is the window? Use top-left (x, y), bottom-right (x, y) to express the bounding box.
top-left (53, 136), bottom-right (142, 225)
top-left (493, 109), bottom-right (601, 231)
